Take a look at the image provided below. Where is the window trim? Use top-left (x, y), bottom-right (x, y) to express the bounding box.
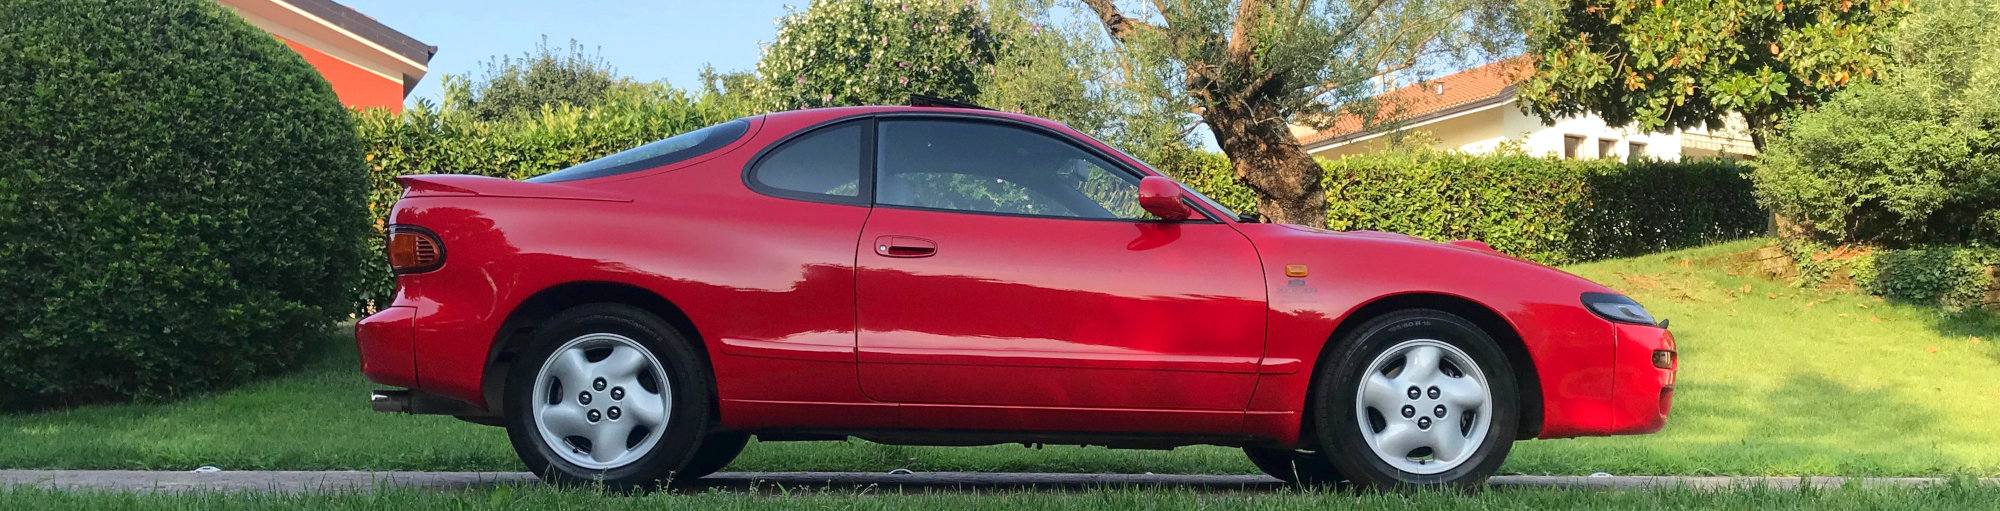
top-left (868, 114), bottom-right (1221, 224)
top-left (740, 117), bottom-right (877, 207)
top-left (739, 111), bottom-right (1222, 223)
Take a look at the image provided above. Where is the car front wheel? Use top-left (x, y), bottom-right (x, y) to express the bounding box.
top-left (503, 303), bottom-right (713, 489)
top-left (1313, 309), bottom-right (1519, 490)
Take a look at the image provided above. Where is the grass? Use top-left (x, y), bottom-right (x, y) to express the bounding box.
top-left (4, 483), bottom-right (2000, 511)
top-left (1, 238), bottom-right (1996, 476)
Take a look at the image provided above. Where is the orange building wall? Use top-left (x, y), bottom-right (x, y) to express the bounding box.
top-left (277, 36), bottom-right (406, 113)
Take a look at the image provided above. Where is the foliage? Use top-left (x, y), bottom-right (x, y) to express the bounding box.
top-left (1852, 247), bottom-right (2000, 309)
top-left (354, 84), bottom-right (754, 305)
top-left (442, 37), bottom-right (632, 121)
top-left (1751, 0), bottom-right (2000, 246)
top-left (977, 0), bottom-right (1194, 164)
top-left (757, 0), bottom-right (999, 110)
top-left (0, 0), bottom-right (371, 409)
top-left (1519, 0), bottom-right (1907, 146)
top-left (1073, 0), bottom-right (1515, 225)
top-left (1174, 150), bottom-right (1763, 264)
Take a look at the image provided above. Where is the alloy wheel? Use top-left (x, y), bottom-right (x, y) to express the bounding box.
top-left (531, 332), bottom-right (672, 470)
top-left (1352, 339), bottom-right (1493, 474)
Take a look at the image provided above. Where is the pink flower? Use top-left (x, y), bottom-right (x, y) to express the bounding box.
top-left (898, 77), bottom-right (909, 84)
top-left (822, 93), bottom-right (833, 102)
top-left (899, 61), bottom-right (911, 68)
top-left (794, 75), bottom-right (804, 83)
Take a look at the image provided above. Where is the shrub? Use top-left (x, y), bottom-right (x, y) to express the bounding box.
top-left (0, 0), bottom-right (371, 409)
top-left (1750, 0), bottom-right (2000, 246)
top-left (1172, 150), bottom-right (1764, 264)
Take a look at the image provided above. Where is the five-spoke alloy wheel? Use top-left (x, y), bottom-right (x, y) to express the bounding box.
top-left (1313, 309), bottom-right (1519, 489)
top-left (504, 304), bottom-right (717, 489)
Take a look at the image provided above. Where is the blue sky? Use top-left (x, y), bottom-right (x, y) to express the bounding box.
top-left (340, 0), bottom-right (797, 104)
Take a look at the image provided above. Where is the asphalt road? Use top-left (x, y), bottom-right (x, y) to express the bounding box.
top-left (2, 470), bottom-right (1995, 494)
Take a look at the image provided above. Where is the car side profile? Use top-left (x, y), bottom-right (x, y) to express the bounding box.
top-left (356, 103), bottom-right (1677, 489)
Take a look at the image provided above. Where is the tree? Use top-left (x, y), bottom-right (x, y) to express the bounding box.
top-left (1751, 0), bottom-right (2000, 245)
top-left (757, 0), bottom-right (1000, 110)
top-left (1077, 0), bottom-right (1515, 225)
top-left (1518, 0), bottom-right (1906, 149)
top-left (978, 0), bottom-right (1192, 164)
top-left (445, 37), bottom-right (631, 121)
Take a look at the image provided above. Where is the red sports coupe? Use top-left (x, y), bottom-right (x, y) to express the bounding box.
top-left (357, 104), bottom-right (1676, 489)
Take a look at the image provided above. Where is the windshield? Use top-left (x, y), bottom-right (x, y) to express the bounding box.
top-left (528, 118), bottom-right (751, 183)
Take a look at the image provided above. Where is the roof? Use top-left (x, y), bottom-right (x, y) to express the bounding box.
top-left (1299, 56), bottom-right (1532, 148)
top-left (280, 0), bottom-right (436, 66)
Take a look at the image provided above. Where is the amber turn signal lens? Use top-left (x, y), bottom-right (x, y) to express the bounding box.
top-left (386, 227), bottom-right (443, 273)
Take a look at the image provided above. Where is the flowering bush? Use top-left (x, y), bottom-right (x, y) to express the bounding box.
top-left (757, 0), bottom-right (998, 109)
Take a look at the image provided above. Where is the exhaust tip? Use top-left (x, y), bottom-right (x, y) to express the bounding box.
top-left (370, 390), bottom-right (411, 413)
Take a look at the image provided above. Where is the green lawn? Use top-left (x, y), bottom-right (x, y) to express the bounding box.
top-left (4, 483), bottom-right (1999, 511)
top-left (1, 238), bottom-right (1996, 476)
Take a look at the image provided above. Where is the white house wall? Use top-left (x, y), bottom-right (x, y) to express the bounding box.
top-left (1308, 97), bottom-right (1755, 161)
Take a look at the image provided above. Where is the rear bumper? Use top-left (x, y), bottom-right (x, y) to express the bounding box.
top-left (1609, 323), bottom-right (1677, 434)
top-left (355, 306), bottom-right (418, 388)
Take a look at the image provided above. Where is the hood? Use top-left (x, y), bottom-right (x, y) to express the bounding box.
top-left (1280, 225), bottom-right (1511, 258)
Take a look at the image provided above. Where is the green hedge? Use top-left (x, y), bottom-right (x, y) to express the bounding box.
top-left (1782, 238), bottom-right (2000, 309)
top-left (1167, 150), bottom-right (1765, 264)
top-left (355, 86), bottom-right (753, 305)
top-left (0, 0), bottom-right (371, 409)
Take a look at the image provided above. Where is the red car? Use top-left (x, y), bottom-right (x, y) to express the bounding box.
top-left (357, 104), bottom-right (1676, 489)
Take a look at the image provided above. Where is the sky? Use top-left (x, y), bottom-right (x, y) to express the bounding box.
top-left (339, 0), bottom-right (798, 104)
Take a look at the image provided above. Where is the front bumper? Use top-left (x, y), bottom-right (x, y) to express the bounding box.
top-left (1610, 323), bottom-right (1677, 434)
top-left (355, 306), bottom-right (418, 388)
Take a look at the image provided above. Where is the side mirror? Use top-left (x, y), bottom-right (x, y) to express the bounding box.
top-left (1137, 176), bottom-right (1193, 221)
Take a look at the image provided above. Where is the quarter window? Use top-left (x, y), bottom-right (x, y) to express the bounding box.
top-left (874, 119), bottom-right (1158, 221)
top-left (749, 121), bottom-right (866, 199)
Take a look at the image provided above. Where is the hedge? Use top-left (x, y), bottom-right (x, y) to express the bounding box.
top-left (355, 86), bottom-right (753, 305)
top-left (1166, 150), bottom-right (1765, 265)
top-left (0, 0), bottom-right (372, 409)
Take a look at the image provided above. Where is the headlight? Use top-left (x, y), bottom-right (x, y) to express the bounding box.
top-left (1581, 293), bottom-right (1657, 325)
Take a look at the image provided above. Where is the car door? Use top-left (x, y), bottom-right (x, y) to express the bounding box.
top-left (854, 116), bottom-right (1268, 412)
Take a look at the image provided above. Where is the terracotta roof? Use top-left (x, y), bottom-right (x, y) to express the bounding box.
top-left (1298, 56), bottom-right (1532, 148)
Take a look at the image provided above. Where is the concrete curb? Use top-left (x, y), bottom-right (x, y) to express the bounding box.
top-left (1, 470), bottom-right (1993, 494)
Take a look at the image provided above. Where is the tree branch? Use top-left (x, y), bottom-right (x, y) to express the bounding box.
top-left (1082, 0), bottom-right (1160, 41)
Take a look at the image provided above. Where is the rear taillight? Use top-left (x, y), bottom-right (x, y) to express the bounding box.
top-left (386, 226), bottom-right (444, 274)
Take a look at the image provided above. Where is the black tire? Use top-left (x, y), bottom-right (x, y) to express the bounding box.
top-left (1243, 447), bottom-right (1345, 485)
top-left (674, 432), bottom-right (751, 481)
top-left (1312, 309), bottom-right (1519, 490)
top-left (503, 303), bottom-right (713, 490)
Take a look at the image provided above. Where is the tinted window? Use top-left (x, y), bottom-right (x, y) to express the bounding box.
top-left (749, 121), bottom-right (865, 199)
top-left (874, 120), bottom-right (1156, 220)
top-left (529, 119), bottom-right (750, 183)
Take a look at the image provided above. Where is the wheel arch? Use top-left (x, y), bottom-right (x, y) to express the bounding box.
top-left (1302, 292), bottom-right (1545, 445)
top-left (481, 280), bottom-right (711, 418)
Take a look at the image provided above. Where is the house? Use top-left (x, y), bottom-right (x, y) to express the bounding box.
top-left (1296, 57), bottom-right (1757, 161)
top-left (217, 0), bottom-right (434, 112)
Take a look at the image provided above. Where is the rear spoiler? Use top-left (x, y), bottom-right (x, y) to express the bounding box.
top-left (395, 175), bottom-right (632, 202)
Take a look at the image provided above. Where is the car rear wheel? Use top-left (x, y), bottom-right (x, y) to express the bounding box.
top-left (1312, 309), bottom-right (1518, 490)
top-left (1243, 447), bottom-right (1344, 485)
top-left (676, 431), bottom-right (751, 481)
top-left (503, 303), bottom-right (713, 489)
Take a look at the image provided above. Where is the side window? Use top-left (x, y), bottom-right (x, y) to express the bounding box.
top-left (874, 119), bottom-right (1157, 220)
top-left (749, 121), bottom-right (865, 200)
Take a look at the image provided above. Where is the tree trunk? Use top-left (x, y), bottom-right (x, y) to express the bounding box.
top-left (1206, 103), bottom-right (1327, 226)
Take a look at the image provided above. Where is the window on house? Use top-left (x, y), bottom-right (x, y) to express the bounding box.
top-left (1598, 139), bottom-right (1618, 159)
top-left (1628, 141), bottom-right (1649, 162)
top-left (1563, 135), bottom-right (1586, 159)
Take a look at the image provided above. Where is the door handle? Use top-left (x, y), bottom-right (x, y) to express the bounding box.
top-left (874, 235), bottom-right (937, 258)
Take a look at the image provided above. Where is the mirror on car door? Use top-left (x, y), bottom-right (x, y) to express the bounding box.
top-left (1137, 176), bottom-right (1193, 221)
